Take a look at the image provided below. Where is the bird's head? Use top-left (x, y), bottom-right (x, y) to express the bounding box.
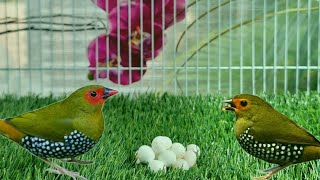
top-left (67, 85), bottom-right (118, 110)
top-left (222, 94), bottom-right (274, 119)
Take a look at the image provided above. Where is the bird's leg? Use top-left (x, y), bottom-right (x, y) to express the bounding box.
top-left (253, 165), bottom-right (290, 180)
top-left (59, 158), bottom-right (94, 165)
top-left (41, 158), bottom-right (87, 180)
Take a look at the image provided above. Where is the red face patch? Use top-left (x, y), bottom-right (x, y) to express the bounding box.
top-left (233, 98), bottom-right (251, 113)
top-left (84, 88), bottom-right (106, 105)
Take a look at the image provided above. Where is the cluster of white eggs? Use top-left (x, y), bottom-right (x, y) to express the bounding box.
top-left (135, 136), bottom-right (200, 172)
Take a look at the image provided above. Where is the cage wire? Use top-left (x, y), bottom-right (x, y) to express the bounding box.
top-left (0, 0), bottom-right (319, 96)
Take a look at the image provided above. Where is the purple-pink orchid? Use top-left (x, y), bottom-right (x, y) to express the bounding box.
top-left (108, 1), bottom-right (164, 60)
top-left (87, 0), bottom-right (186, 85)
top-left (87, 34), bottom-right (146, 85)
top-left (142, 0), bottom-right (186, 29)
top-left (91, 0), bottom-right (125, 12)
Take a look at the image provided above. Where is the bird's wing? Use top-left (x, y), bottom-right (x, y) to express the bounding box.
top-left (251, 113), bottom-right (320, 146)
top-left (6, 102), bottom-right (75, 142)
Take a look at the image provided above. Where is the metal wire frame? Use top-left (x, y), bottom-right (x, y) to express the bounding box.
top-left (0, 0), bottom-right (319, 96)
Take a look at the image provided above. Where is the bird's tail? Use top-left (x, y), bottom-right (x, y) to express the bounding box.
top-left (0, 119), bottom-right (24, 143)
top-left (301, 146), bottom-right (320, 163)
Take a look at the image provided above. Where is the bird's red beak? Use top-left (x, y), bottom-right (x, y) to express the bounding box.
top-left (108, 90), bottom-right (118, 96)
top-left (102, 88), bottom-right (118, 99)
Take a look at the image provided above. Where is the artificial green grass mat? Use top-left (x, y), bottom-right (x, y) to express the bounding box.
top-left (1, 93), bottom-right (320, 179)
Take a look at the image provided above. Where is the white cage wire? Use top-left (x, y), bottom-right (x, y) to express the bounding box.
top-left (0, 0), bottom-right (319, 96)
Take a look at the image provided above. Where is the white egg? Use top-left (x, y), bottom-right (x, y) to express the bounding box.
top-left (186, 144), bottom-right (200, 157)
top-left (148, 160), bottom-right (166, 173)
top-left (183, 150), bottom-right (197, 167)
top-left (172, 159), bottom-right (189, 170)
top-left (169, 142), bottom-right (186, 159)
top-left (151, 136), bottom-right (172, 154)
top-left (157, 150), bottom-right (177, 167)
top-left (135, 145), bottom-right (155, 164)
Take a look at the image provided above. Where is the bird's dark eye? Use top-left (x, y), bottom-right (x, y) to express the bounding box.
top-left (240, 100), bottom-right (247, 107)
top-left (90, 91), bottom-right (97, 97)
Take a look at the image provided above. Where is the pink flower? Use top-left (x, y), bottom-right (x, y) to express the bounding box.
top-left (87, 0), bottom-right (186, 85)
top-left (91, 0), bottom-right (126, 12)
top-left (141, 0), bottom-right (186, 29)
top-left (87, 34), bottom-right (146, 85)
top-left (108, 1), bottom-right (164, 60)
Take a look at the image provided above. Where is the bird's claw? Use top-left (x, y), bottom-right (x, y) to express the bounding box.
top-left (253, 165), bottom-right (289, 180)
top-left (257, 165), bottom-right (281, 174)
top-left (46, 168), bottom-right (87, 180)
top-left (41, 158), bottom-right (88, 180)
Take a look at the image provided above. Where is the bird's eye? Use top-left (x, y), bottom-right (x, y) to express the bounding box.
top-left (90, 91), bottom-right (97, 97)
top-left (240, 100), bottom-right (247, 107)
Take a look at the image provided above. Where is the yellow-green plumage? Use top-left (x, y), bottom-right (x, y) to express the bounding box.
top-left (233, 95), bottom-right (319, 147)
top-left (0, 85), bottom-right (117, 180)
top-left (223, 94), bottom-right (320, 179)
top-left (7, 95), bottom-right (104, 142)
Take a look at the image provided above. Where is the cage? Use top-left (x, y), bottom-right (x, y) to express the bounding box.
top-left (1, 0), bottom-right (319, 96)
top-left (2, 1), bottom-right (320, 180)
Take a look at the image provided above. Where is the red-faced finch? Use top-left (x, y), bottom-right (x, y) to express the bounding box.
top-left (0, 85), bottom-right (117, 180)
top-left (223, 94), bottom-right (320, 179)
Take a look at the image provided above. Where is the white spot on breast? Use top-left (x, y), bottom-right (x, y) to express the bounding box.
top-left (263, 144), bottom-right (266, 148)
top-left (267, 144), bottom-right (271, 148)
top-left (20, 130), bottom-right (96, 159)
top-left (297, 151), bottom-right (301, 155)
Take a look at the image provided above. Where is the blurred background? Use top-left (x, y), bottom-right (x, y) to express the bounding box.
top-left (0, 0), bottom-right (319, 96)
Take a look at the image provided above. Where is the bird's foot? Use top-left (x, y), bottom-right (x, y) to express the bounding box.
top-left (60, 158), bottom-right (94, 165)
top-left (257, 165), bottom-right (283, 174)
top-left (41, 158), bottom-right (88, 180)
top-left (46, 168), bottom-right (87, 180)
top-left (253, 164), bottom-right (290, 180)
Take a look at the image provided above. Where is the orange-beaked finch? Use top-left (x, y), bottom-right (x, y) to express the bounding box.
top-left (223, 94), bottom-right (320, 180)
top-left (0, 85), bottom-right (117, 180)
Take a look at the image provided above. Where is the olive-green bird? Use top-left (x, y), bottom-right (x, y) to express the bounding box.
top-left (0, 85), bottom-right (117, 180)
top-left (222, 94), bottom-right (320, 179)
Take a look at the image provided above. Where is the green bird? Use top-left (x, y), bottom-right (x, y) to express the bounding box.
top-left (0, 85), bottom-right (117, 179)
top-left (223, 94), bottom-right (320, 179)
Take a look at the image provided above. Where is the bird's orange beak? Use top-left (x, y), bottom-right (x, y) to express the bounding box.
top-left (102, 88), bottom-right (118, 99)
top-left (222, 99), bottom-right (236, 111)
